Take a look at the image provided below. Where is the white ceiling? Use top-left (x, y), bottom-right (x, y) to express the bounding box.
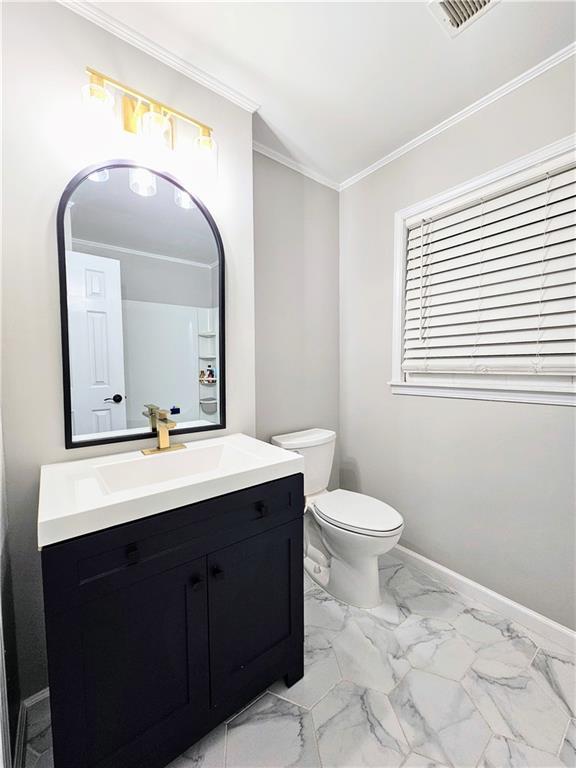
top-left (89, 1), bottom-right (575, 185)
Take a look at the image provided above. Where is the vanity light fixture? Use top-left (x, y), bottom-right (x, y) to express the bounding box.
top-left (84, 68), bottom-right (215, 152)
top-left (174, 188), bottom-right (196, 210)
top-left (138, 105), bottom-right (173, 151)
top-left (81, 72), bottom-right (114, 115)
top-left (128, 167), bottom-right (157, 198)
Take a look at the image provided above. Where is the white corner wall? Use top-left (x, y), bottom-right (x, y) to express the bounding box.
top-left (339, 59), bottom-right (576, 629)
top-left (2, 2), bottom-right (255, 697)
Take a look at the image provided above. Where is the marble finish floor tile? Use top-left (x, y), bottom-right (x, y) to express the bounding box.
top-left (479, 735), bottom-right (566, 767)
top-left (166, 724), bottom-right (226, 768)
top-left (379, 560), bottom-right (468, 624)
top-left (332, 613), bottom-right (410, 693)
top-left (462, 659), bottom-right (570, 754)
top-left (270, 621), bottom-right (342, 708)
top-left (531, 648), bottom-right (576, 718)
top-left (303, 571), bottom-right (315, 593)
top-left (401, 753), bottom-right (448, 767)
top-left (35, 750), bottom-right (54, 768)
top-left (226, 692), bottom-right (320, 768)
top-left (454, 607), bottom-right (538, 669)
top-left (394, 615), bottom-right (475, 681)
top-left (560, 720), bottom-right (576, 767)
top-left (312, 680), bottom-right (409, 767)
top-left (389, 669), bottom-right (491, 768)
top-left (304, 585), bottom-right (351, 637)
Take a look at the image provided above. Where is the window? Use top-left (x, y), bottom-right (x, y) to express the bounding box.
top-left (391, 136), bottom-right (576, 406)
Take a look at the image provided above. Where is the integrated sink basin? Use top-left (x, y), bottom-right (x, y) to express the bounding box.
top-left (38, 434), bottom-right (304, 547)
top-left (97, 443), bottom-right (258, 494)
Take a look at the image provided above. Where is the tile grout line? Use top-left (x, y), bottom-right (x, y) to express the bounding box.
top-left (557, 717), bottom-right (572, 758)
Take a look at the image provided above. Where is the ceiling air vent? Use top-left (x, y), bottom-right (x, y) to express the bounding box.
top-left (428, 0), bottom-right (499, 37)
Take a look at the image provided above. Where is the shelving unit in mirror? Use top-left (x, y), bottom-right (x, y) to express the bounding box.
top-left (197, 310), bottom-right (220, 424)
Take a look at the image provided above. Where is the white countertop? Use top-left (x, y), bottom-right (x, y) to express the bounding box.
top-left (38, 434), bottom-right (304, 548)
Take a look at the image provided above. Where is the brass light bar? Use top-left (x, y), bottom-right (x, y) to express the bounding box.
top-left (86, 67), bottom-right (213, 138)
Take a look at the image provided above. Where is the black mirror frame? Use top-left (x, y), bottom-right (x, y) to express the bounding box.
top-left (57, 160), bottom-right (226, 449)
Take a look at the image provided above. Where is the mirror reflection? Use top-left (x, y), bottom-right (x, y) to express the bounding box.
top-left (60, 164), bottom-right (224, 446)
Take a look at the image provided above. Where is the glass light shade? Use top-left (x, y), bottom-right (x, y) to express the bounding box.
top-left (174, 188), bottom-right (196, 210)
top-left (128, 168), bottom-right (157, 198)
top-left (81, 82), bottom-right (114, 113)
top-left (88, 169), bottom-right (109, 183)
top-left (139, 110), bottom-right (172, 149)
top-left (195, 130), bottom-right (215, 152)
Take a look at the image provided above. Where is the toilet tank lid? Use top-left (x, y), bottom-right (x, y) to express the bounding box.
top-left (271, 428), bottom-right (336, 450)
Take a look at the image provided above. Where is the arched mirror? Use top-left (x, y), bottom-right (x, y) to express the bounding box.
top-left (57, 161), bottom-right (225, 448)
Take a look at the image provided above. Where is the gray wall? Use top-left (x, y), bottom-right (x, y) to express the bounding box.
top-left (339, 59), bottom-right (576, 629)
top-left (253, 153), bottom-right (340, 485)
top-left (2, 2), bottom-right (255, 698)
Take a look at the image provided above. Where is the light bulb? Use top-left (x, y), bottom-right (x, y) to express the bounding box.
top-left (139, 109), bottom-right (172, 150)
top-left (88, 169), bottom-right (109, 183)
top-left (195, 127), bottom-right (215, 151)
top-left (81, 82), bottom-right (114, 114)
top-left (174, 188), bottom-right (196, 210)
top-left (129, 168), bottom-right (157, 197)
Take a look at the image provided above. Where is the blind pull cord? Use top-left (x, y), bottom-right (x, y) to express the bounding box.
top-left (535, 173), bottom-right (552, 374)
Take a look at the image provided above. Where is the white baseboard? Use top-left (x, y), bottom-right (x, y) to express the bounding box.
top-left (395, 544), bottom-right (576, 655)
top-left (12, 689), bottom-right (49, 768)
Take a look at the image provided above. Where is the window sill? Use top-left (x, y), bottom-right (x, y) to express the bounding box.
top-left (389, 381), bottom-right (575, 406)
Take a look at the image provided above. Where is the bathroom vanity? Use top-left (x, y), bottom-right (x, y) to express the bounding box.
top-left (39, 435), bottom-right (305, 768)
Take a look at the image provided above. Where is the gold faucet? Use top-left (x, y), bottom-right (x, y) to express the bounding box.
top-left (142, 407), bottom-right (185, 455)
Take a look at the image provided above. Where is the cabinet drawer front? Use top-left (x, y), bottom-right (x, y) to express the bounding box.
top-left (43, 474), bottom-right (304, 603)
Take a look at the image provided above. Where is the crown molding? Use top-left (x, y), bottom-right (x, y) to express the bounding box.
top-left (253, 142), bottom-right (340, 191)
top-left (57, 0), bottom-right (260, 114)
top-left (71, 238), bottom-right (214, 270)
top-left (339, 41), bottom-right (576, 190)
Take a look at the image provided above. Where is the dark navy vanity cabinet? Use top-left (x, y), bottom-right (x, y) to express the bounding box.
top-left (42, 473), bottom-right (304, 768)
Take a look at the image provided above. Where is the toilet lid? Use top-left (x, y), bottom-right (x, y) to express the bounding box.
top-left (313, 489), bottom-right (404, 536)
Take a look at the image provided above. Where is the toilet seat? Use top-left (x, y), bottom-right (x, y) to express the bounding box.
top-left (312, 489), bottom-right (404, 538)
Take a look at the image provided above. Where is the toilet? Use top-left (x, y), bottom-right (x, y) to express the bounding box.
top-left (271, 428), bottom-right (404, 608)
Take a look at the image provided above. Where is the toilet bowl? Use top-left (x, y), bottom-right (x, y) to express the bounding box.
top-left (271, 429), bottom-right (404, 608)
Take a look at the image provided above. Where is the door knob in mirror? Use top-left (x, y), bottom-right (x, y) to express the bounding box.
top-left (104, 394), bottom-right (124, 404)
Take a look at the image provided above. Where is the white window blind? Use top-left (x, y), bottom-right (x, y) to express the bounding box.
top-left (402, 163), bottom-right (576, 378)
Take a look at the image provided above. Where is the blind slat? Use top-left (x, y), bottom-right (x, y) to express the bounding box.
top-left (404, 326), bottom-right (576, 350)
top-left (405, 256), bottom-right (576, 302)
top-left (404, 270), bottom-right (576, 312)
top-left (404, 298), bottom-right (576, 330)
top-left (406, 241), bottom-right (575, 286)
top-left (402, 355), bottom-right (576, 374)
top-left (405, 313), bottom-right (576, 340)
top-left (407, 196), bottom-right (575, 257)
top-left (407, 166), bottom-right (576, 244)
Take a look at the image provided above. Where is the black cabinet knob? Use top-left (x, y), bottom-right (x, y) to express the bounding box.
top-left (190, 576), bottom-right (204, 592)
top-left (255, 501), bottom-right (269, 518)
top-left (211, 566), bottom-right (225, 581)
top-left (104, 394), bottom-right (123, 404)
top-left (126, 543), bottom-right (139, 565)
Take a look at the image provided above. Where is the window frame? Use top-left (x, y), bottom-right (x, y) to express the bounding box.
top-left (390, 134), bottom-right (576, 407)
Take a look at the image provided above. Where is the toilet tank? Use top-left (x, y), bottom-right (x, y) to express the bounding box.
top-left (271, 428), bottom-right (336, 497)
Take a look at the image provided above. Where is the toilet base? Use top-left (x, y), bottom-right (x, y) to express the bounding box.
top-left (325, 553), bottom-right (382, 608)
top-left (304, 511), bottom-right (402, 609)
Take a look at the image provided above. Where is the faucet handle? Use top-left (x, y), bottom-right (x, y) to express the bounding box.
top-left (142, 403), bottom-right (160, 429)
top-left (157, 410), bottom-right (176, 428)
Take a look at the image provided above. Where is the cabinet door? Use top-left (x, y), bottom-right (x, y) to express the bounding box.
top-left (207, 519), bottom-right (303, 708)
top-left (46, 557), bottom-right (210, 768)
